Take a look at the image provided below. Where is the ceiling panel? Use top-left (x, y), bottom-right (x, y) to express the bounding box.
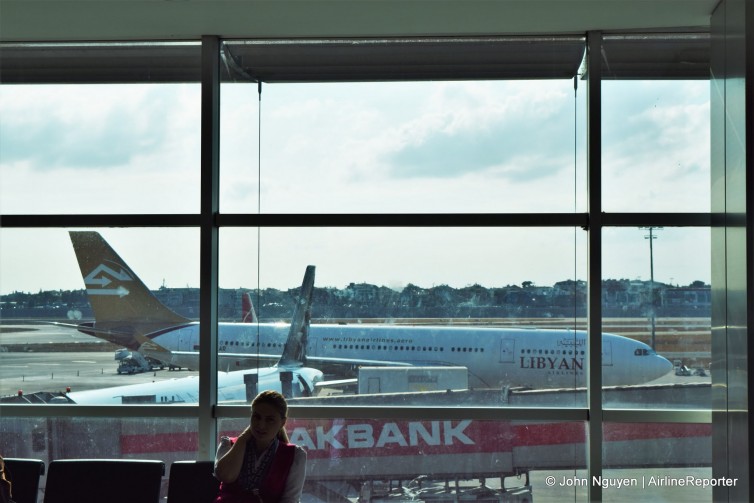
top-left (0, 33), bottom-right (711, 84)
top-left (223, 37), bottom-right (586, 82)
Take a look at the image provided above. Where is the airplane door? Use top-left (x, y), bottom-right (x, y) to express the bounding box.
top-left (500, 339), bottom-right (515, 363)
top-left (179, 332), bottom-right (191, 352)
top-left (602, 341), bottom-right (613, 366)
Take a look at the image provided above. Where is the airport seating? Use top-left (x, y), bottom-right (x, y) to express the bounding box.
top-left (42, 459), bottom-right (164, 503)
top-left (166, 460), bottom-right (219, 503)
top-left (3, 458), bottom-right (45, 503)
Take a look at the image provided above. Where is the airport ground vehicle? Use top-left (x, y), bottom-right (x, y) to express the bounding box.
top-left (114, 349), bottom-right (164, 374)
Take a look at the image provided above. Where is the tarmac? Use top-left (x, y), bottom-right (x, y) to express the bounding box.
top-left (0, 322), bottom-right (711, 401)
top-left (0, 323), bottom-right (197, 397)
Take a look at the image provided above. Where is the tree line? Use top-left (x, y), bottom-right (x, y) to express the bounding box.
top-left (1, 278), bottom-right (711, 320)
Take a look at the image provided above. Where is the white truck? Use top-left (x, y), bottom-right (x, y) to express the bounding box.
top-left (358, 366), bottom-right (468, 394)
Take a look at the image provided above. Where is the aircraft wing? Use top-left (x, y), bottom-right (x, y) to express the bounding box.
top-left (216, 351), bottom-right (281, 370)
top-left (49, 321), bottom-right (132, 338)
top-left (205, 351), bottom-right (281, 362)
top-left (304, 355), bottom-right (413, 368)
top-left (48, 321), bottom-right (87, 330)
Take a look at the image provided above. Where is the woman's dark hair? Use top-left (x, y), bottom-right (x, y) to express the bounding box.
top-left (252, 390), bottom-right (290, 442)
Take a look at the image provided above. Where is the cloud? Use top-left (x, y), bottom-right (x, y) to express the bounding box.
top-left (1, 84), bottom-right (202, 213)
top-left (0, 85), bottom-right (196, 171)
top-left (601, 81), bottom-right (710, 211)
top-left (0, 79), bottom-right (713, 292)
top-left (382, 81), bottom-right (577, 181)
top-left (215, 80), bottom-right (587, 213)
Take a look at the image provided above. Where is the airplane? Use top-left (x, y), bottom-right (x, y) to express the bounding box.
top-left (54, 265), bottom-right (323, 405)
top-left (66, 231), bottom-right (673, 390)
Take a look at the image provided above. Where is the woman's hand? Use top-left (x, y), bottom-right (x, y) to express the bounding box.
top-left (237, 426), bottom-right (254, 443)
top-left (214, 426), bottom-right (253, 483)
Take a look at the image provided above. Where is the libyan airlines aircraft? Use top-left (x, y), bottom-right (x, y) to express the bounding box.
top-left (66, 231), bottom-right (672, 391)
top-left (58, 265), bottom-right (322, 405)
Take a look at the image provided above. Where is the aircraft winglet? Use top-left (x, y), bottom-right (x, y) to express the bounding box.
top-left (278, 265), bottom-right (315, 367)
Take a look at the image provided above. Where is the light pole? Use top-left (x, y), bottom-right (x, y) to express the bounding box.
top-left (640, 227), bottom-right (662, 350)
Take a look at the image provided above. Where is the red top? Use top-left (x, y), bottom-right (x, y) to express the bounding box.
top-left (214, 439), bottom-right (297, 503)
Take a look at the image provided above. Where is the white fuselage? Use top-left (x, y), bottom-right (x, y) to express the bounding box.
top-left (66, 365), bottom-right (324, 405)
top-left (143, 323), bottom-right (672, 389)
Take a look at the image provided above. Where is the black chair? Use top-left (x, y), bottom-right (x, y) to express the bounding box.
top-left (166, 461), bottom-right (219, 503)
top-left (42, 459), bottom-right (164, 503)
top-left (3, 458), bottom-right (45, 503)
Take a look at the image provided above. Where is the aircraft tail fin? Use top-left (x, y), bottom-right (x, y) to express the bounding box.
top-left (278, 265), bottom-right (315, 367)
top-left (241, 292), bottom-right (257, 323)
top-left (69, 232), bottom-right (191, 346)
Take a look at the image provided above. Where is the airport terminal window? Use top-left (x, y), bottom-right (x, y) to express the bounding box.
top-left (601, 80), bottom-right (710, 213)
top-left (602, 227), bottom-right (710, 408)
top-left (602, 422), bottom-right (713, 502)
top-left (220, 79), bottom-right (587, 214)
top-left (0, 83), bottom-right (202, 215)
top-left (0, 34), bottom-right (721, 502)
top-left (219, 226), bottom-right (586, 406)
top-left (0, 415), bottom-right (197, 494)
top-left (218, 416), bottom-right (585, 501)
top-left (0, 228), bottom-right (201, 402)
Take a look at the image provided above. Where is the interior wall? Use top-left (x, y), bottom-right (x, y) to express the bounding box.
top-left (711, 0), bottom-right (751, 501)
top-left (0, 0), bottom-right (717, 42)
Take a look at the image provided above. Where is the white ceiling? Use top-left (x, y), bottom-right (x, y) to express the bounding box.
top-left (0, 0), bottom-right (719, 42)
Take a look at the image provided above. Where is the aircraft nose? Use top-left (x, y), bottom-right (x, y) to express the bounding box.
top-left (655, 354), bottom-right (674, 377)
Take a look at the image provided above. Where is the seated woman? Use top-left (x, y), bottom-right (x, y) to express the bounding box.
top-left (214, 390), bottom-right (307, 503)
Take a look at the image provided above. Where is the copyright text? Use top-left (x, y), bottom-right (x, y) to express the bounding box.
top-left (544, 475), bottom-right (738, 489)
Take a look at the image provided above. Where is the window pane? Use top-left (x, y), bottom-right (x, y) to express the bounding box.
top-left (220, 79), bottom-right (586, 214)
top-left (219, 227), bottom-right (599, 406)
top-left (603, 423), bottom-right (712, 502)
top-left (252, 227), bottom-right (585, 296)
top-left (219, 416), bottom-right (584, 502)
top-left (219, 82), bottom-right (261, 214)
top-left (0, 416), bottom-right (197, 499)
top-left (602, 80), bottom-right (710, 212)
top-left (0, 83), bottom-right (201, 214)
top-left (602, 227), bottom-right (710, 408)
top-left (0, 228), bottom-right (201, 403)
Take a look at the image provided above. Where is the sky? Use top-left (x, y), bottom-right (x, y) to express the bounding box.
top-left (0, 79), bottom-right (711, 294)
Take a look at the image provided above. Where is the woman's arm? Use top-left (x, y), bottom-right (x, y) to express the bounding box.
top-left (280, 446), bottom-right (307, 503)
top-left (214, 427), bottom-right (253, 483)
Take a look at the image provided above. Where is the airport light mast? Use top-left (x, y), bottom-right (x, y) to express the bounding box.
top-left (640, 226), bottom-right (663, 350)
